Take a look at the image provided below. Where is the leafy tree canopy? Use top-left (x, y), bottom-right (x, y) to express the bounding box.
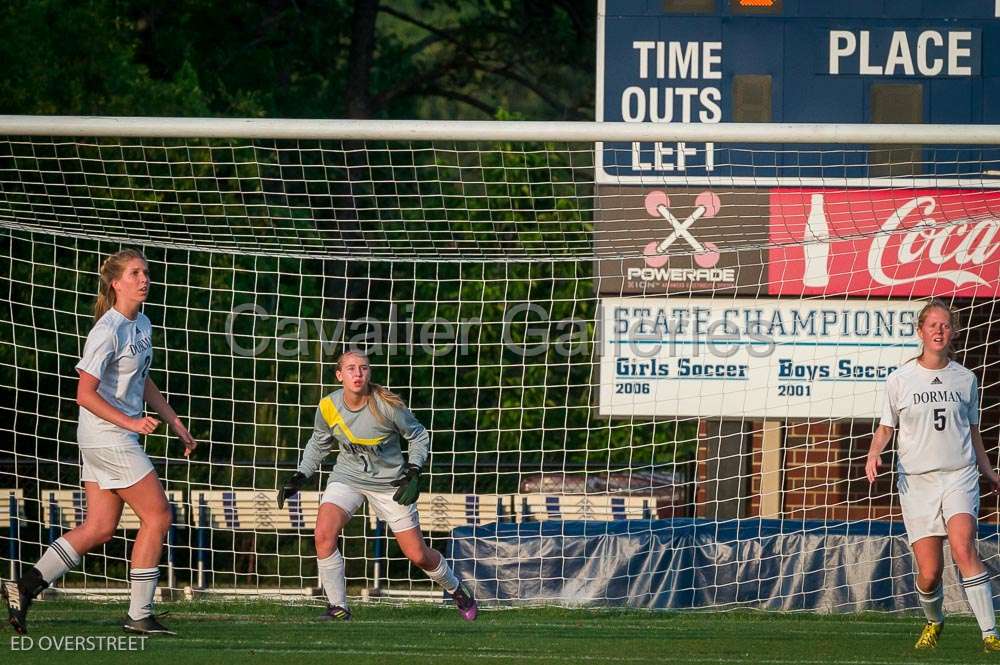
top-left (0, 0), bottom-right (595, 119)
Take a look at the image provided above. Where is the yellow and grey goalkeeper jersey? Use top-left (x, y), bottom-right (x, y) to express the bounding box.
top-left (880, 360), bottom-right (980, 475)
top-left (296, 389), bottom-right (430, 490)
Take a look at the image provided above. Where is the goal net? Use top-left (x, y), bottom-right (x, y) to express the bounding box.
top-left (1, 118), bottom-right (998, 611)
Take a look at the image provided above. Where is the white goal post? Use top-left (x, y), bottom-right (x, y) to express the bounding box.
top-left (4, 115), bottom-right (1000, 142)
top-left (2, 116), bottom-right (999, 611)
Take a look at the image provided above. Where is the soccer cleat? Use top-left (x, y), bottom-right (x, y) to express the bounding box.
top-left (984, 634), bottom-right (1000, 652)
top-left (318, 604), bottom-right (352, 621)
top-left (451, 581), bottom-right (478, 622)
top-left (2, 572), bottom-right (47, 636)
top-left (123, 613), bottom-right (176, 636)
top-left (914, 621), bottom-right (943, 650)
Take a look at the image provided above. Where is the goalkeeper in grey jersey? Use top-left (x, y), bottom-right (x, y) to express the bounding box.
top-left (278, 350), bottom-right (477, 621)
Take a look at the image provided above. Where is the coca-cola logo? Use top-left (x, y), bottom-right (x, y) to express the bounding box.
top-left (769, 189), bottom-right (1000, 297)
top-left (868, 196), bottom-right (999, 288)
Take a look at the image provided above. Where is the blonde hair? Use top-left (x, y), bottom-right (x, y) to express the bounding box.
top-left (335, 350), bottom-right (405, 422)
top-left (93, 249), bottom-right (148, 321)
top-left (912, 299), bottom-right (959, 363)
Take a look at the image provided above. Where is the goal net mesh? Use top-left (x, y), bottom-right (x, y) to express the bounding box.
top-left (1, 130), bottom-right (998, 610)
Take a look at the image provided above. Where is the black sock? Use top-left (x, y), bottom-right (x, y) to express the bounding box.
top-left (19, 568), bottom-right (49, 599)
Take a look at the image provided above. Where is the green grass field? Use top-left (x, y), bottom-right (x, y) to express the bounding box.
top-left (0, 600), bottom-right (995, 664)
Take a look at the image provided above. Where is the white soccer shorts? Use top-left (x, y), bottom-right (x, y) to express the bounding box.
top-left (897, 464), bottom-right (980, 545)
top-left (79, 444), bottom-right (155, 490)
top-left (320, 480), bottom-right (419, 533)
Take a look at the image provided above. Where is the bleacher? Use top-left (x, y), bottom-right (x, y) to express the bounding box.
top-left (2, 487), bottom-right (669, 595)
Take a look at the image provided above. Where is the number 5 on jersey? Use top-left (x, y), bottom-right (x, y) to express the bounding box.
top-left (933, 408), bottom-right (946, 432)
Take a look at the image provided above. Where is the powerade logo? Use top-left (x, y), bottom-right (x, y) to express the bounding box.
top-left (641, 189), bottom-right (722, 268)
top-left (627, 266), bottom-right (736, 282)
top-left (626, 189), bottom-right (737, 285)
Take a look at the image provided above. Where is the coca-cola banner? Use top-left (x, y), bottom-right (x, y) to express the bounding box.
top-left (769, 189), bottom-right (1000, 297)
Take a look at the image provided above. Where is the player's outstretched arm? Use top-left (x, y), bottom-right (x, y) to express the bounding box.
top-left (278, 404), bottom-right (334, 508)
top-left (865, 425), bottom-right (894, 484)
top-left (144, 377), bottom-right (198, 457)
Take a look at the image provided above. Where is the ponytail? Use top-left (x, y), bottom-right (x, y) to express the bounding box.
top-left (93, 249), bottom-right (147, 321)
top-left (366, 382), bottom-right (406, 424)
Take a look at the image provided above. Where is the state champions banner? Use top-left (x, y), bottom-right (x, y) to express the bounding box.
top-left (599, 298), bottom-right (922, 419)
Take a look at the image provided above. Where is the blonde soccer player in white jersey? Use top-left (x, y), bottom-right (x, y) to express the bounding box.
top-left (277, 350), bottom-right (477, 622)
top-left (867, 300), bottom-right (1000, 653)
top-left (2, 249), bottom-right (197, 636)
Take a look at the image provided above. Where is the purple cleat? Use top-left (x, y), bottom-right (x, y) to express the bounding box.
top-left (318, 604), bottom-right (352, 621)
top-left (451, 581), bottom-right (478, 621)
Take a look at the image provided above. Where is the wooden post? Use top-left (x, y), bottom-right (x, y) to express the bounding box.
top-left (758, 420), bottom-right (785, 518)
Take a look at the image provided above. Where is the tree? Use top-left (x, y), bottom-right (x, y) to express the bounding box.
top-left (0, 0), bottom-right (210, 116)
top-left (0, 0), bottom-right (596, 120)
top-left (368, 0), bottom-right (595, 119)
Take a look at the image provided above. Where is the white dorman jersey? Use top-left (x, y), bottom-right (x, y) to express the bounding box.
top-left (879, 360), bottom-right (980, 475)
top-left (75, 308), bottom-right (153, 448)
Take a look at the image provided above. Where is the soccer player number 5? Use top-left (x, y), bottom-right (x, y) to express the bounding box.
top-left (933, 408), bottom-right (946, 431)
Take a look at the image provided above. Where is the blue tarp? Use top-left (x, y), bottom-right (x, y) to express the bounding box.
top-left (448, 518), bottom-right (1000, 611)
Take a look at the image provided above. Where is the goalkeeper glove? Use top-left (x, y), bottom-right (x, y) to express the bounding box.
top-left (278, 471), bottom-right (308, 509)
top-left (391, 463), bottom-right (422, 506)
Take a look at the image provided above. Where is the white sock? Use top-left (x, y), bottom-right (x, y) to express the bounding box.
top-left (34, 537), bottom-right (81, 584)
top-left (317, 551), bottom-right (347, 608)
top-left (425, 555), bottom-right (459, 593)
top-left (962, 572), bottom-right (997, 638)
top-left (128, 567), bottom-right (160, 621)
top-left (916, 582), bottom-right (944, 624)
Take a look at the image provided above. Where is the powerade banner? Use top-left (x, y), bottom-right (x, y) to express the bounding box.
top-left (595, 186), bottom-right (767, 295)
top-left (599, 297), bottom-right (921, 419)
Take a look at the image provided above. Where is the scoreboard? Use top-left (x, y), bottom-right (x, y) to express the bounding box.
top-left (595, 1), bottom-right (1000, 419)
top-left (596, 0), bottom-right (1000, 186)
